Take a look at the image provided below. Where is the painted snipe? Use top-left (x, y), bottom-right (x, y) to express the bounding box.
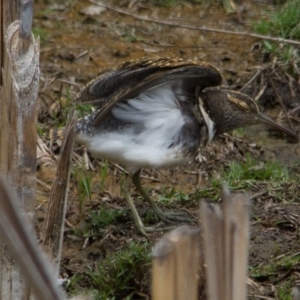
top-left (75, 57), bottom-right (297, 235)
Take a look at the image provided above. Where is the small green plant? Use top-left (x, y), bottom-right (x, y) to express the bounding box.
top-left (51, 88), bottom-right (75, 128)
top-left (99, 159), bottom-right (109, 191)
top-left (121, 27), bottom-right (145, 43)
top-left (79, 173), bottom-right (92, 201)
top-left (276, 281), bottom-right (293, 300)
top-left (250, 253), bottom-right (300, 299)
top-left (72, 167), bottom-right (93, 210)
top-left (65, 275), bottom-right (86, 296)
top-left (59, 88), bottom-right (74, 120)
top-left (37, 124), bottom-right (45, 137)
top-left (191, 181), bottom-right (221, 202)
top-left (262, 40), bottom-right (278, 54)
top-left (87, 242), bottom-right (151, 299)
top-left (75, 104), bottom-right (94, 119)
top-left (223, 154), bottom-right (289, 188)
top-left (189, 155), bottom-right (293, 203)
top-left (79, 209), bottom-right (127, 238)
top-left (32, 27), bottom-right (47, 43)
top-left (157, 187), bottom-right (189, 204)
top-left (251, 253), bottom-right (300, 277)
top-left (232, 127), bottom-right (247, 138)
top-left (254, 1), bottom-right (300, 66)
top-left (254, 1), bottom-right (300, 39)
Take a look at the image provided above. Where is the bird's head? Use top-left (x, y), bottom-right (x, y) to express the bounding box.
top-left (197, 88), bottom-right (298, 142)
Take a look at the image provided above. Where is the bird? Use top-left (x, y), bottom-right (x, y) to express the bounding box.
top-left (75, 57), bottom-right (297, 235)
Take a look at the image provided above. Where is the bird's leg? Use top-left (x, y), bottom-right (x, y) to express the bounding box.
top-left (121, 177), bottom-right (148, 236)
top-left (121, 176), bottom-right (175, 235)
top-left (132, 170), bottom-right (193, 223)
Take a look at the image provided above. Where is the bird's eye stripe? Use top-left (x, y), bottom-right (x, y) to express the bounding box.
top-left (227, 95), bottom-right (250, 111)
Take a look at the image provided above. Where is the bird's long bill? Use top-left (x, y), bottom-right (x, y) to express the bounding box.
top-left (257, 113), bottom-right (298, 140)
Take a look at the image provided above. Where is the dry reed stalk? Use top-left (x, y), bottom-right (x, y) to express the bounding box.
top-left (152, 225), bottom-right (201, 300)
top-left (200, 185), bottom-right (250, 300)
top-left (43, 111), bottom-right (77, 278)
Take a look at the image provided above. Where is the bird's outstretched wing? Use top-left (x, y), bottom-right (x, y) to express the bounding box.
top-left (76, 57), bottom-right (222, 125)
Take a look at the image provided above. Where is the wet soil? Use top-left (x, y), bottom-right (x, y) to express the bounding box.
top-left (34, 0), bottom-right (300, 299)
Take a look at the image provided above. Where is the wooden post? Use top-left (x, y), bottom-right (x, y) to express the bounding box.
top-left (0, 0), bottom-right (39, 298)
top-left (0, 177), bottom-right (65, 300)
top-left (200, 185), bottom-right (250, 300)
top-left (152, 185), bottom-right (250, 300)
top-left (152, 226), bottom-right (201, 300)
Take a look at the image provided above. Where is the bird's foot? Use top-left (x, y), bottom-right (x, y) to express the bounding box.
top-left (161, 212), bottom-right (193, 223)
top-left (151, 207), bottom-right (194, 224)
top-left (137, 222), bottom-right (178, 236)
top-left (135, 210), bottom-right (194, 235)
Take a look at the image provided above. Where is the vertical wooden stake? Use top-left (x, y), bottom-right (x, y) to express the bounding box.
top-left (200, 185), bottom-right (250, 300)
top-left (0, 1), bottom-right (39, 298)
top-left (0, 177), bottom-right (65, 300)
top-left (152, 226), bottom-right (201, 300)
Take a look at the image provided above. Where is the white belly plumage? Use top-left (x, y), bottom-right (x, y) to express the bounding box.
top-left (77, 131), bottom-right (189, 174)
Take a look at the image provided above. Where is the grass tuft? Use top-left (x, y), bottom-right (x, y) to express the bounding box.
top-left (80, 209), bottom-right (127, 238)
top-left (224, 155), bottom-right (289, 185)
top-left (254, 1), bottom-right (300, 67)
top-left (87, 242), bottom-right (151, 299)
top-left (157, 187), bottom-right (190, 204)
top-left (72, 167), bottom-right (93, 210)
top-left (255, 1), bottom-right (300, 40)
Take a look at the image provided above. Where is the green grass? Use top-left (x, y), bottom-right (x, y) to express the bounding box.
top-left (48, 90), bottom-right (93, 129)
top-left (67, 155), bottom-right (297, 298)
top-left (232, 127), bottom-right (247, 138)
top-left (91, 242), bottom-right (150, 299)
top-left (255, 1), bottom-right (300, 40)
top-left (191, 184), bottom-right (220, 201)
top-left (99, 160), bottom-right (109, 191)
top-left (189, 154), bottom-right (294, 203)
top-left (79, 173), bottom-right (92, 202)
top-left (49, 89), bottom-right (74, 128)
top-left (78, 209), bottom-right (127, 238)
top-left (32, 27), bottom-right (48, 43)
top-left (75, 104), bottom-right (94, 119)
top-left (251, 253), bottom-right (300, 278)
top-left (71, 167), bottom-right (94, 211)
top-left (250, 253), bottom-right (300, 299)
top-left (224, 155), bottom-right (289, 186)
top-left (157, 187), bottom-right (190, 204)
top-left (276, 281), bottom-right (293, 300)
top-left (67, 242), bottom-right (151, 299)
top-left (37, 124), bottom-right (46, 138)
top-left (153, 155), bottom-right (293, 206)
top-left (254, 1), bottom-right (300, 66)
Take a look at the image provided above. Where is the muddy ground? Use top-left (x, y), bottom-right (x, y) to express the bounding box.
top-left (34, 0), bottom-right (300, 299)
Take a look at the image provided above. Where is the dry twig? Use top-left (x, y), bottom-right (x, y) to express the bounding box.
top-left (91, 1), bottom-right (300, 47)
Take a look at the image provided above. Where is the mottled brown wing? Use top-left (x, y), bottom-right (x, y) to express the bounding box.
top-left (76, 57), bottom-right (222, 125)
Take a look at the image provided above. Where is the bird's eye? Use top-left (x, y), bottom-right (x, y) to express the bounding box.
top-left (227, 94), bottom-right (250, 111)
